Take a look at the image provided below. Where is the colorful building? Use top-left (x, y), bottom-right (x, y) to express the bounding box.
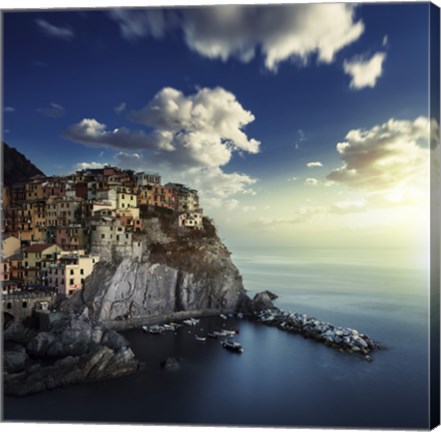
top-left (47, 251), bottom-right (100, 296)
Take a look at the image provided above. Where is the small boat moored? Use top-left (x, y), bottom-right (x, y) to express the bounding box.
top-left (183, 318), bottom-right (200, 326)
top-left (195, 335), bottom-right (206, 341)
top-left (143, 324), bottom-right (164, 334)
top-left (221, 339), bottom-right (244, 354)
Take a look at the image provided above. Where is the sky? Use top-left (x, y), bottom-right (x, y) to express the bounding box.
top-left (2, 1), bottom-right (439, 250)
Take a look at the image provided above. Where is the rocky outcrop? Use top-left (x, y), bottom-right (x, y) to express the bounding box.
top-left (253, 306), bottom-right (380, 360)
top-left (63, 219), bottom-right (247, 325)
top-left (3, 314), bottom-right (139, 396)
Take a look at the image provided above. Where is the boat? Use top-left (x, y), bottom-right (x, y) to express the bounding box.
top-left (219, 314), bottom-right (227, 320)
top-left (195, 335), bottom-right (206, 341)
top-left (221, 339), bottom-right (244, 353)
top-left (144, 324), bottom-right (164, 334)
top-left (183, 318), bottom-right (200, 326)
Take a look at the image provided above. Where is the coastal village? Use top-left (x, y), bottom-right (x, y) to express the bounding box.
top-left (1, 165), bottom-right (204, 301)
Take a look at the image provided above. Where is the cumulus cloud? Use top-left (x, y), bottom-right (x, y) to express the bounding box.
top-left (110, 4), bottom-right (364, 71)
top-left (74, 161), bottom-right (108, 170)
top-left (130, 86), bottom-right (260, 168)
top-left (36, 19), bottom-right (75, 40)
top-left (344, 52), bottom-right (386, 89)
top-left (37, 103), bottom-right (65, 118)
top-left (65, 86), bottom-right (260, 204)
top-left (66, 86), bottom-right (260, 169)
top-left (327, 117), bottom-right (434, 192)
top-left (114, 102), bottom-right (127, 115)
top-left (304, 177), bottom-right (319, 186)
top-left (306, 161), bottom-right (323, 168)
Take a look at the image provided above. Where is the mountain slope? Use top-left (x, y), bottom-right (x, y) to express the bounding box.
top-left (2, 142), bottom-right (45, 186)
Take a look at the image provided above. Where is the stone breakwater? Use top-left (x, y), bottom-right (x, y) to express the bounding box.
top-left (254, 308), bottom-right (380, 361)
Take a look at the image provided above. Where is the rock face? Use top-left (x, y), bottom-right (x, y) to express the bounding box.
top-left (3, 314), bottom-right (139, 396)
top-left (63, 216), bottom-right (247, 324)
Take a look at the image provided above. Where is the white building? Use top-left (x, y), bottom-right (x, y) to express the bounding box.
top-left (178, 211), bottom-right (203, 230)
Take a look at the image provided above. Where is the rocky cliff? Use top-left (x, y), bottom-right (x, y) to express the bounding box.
top-left (64, 211), bottom-right (247, 325)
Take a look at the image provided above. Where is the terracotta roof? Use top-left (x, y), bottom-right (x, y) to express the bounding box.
top-left (24, 243), bottom-right (54, 253)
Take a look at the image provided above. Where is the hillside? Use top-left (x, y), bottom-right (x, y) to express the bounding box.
top-left (2, 142), bottom-right (45, 186)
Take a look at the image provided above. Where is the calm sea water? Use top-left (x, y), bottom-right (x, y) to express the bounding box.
top-left (3, 247), bottom-right (430, 428)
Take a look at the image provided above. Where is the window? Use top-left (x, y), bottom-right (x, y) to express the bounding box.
top-left (7, 302), bottom-right (11, 309)
top-left (80, 269), bottom-right (84, 275)
top-left (70, 278), bottom-right (74, 285)
top-left (70, 269), bottom-right (74, 275)
top-left (125, 234), bottom-right (129, 239)
top-left (101, 234), bottom-right (105, 239)
top-left (22, 302), bottom-right (27, 308)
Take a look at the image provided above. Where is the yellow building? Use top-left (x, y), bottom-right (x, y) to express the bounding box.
top-left (47, 251), bottom-right (100, 296)
top-left (116, 190), bottom-right (137, 209)
top-left (23, 243), bottom-right (62, 284)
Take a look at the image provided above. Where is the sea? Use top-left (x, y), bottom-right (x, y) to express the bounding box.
top-left (3, 247), bottom-right (431, 429)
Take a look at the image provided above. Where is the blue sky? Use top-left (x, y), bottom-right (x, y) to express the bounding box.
top-left (2, 3), bottom-right (438, 248)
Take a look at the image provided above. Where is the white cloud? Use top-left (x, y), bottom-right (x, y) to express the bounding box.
top-left (327, 117), bottom-right (434, 193)
top-left (287, 177), bottom-right (298, 182)
top-left (36, 19), bottom-right (75, 40)
top-left (114, 102), bottom-right (127, 115)
top-left (74, 161), bottom-right (108, 170)
top-left (383, 35), bottom-right (388, 46)
top-left (4, 107), bottom-right (15, 113)
top-left (306, 161), bottom-right (323, 168)
top-left (304, 177), bottom-right (319, 186)
top-left (37, 102), bottom-right (65, 118)
top-left (344, 52), bottom-right (386, 89)
top-left (130, 86), bottom-right (260, 168)
top-left (66, 87), bottom-right (260, 170)
top-left (110, 4), bottom-right (364, 71)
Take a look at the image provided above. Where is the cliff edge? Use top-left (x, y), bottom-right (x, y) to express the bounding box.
top-left (63, 209), bottom-right (247, 326)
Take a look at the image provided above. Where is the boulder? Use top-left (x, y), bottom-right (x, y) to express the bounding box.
top-left (161, 356), bottom-right (180, 371)
top-left (3, 345), bottom-right (29, 373)
top-left (26, 332), bottom-right (57, 357)
top-left (251, 291), bottom-right (277, 311)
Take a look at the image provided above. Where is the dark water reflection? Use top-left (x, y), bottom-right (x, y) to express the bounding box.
top-left (4, 248), bottom-right (430, 428)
